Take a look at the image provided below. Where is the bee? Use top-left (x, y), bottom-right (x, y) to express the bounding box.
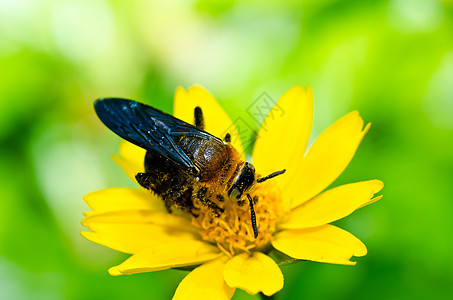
top-left (94, 98), bottom-right (285, 238)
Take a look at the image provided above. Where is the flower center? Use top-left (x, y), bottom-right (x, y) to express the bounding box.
top-left (190, 182), bottom-right (284, 257)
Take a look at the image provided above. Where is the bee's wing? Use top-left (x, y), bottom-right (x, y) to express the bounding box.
top-left (94, 98), bottom-right (222, 174)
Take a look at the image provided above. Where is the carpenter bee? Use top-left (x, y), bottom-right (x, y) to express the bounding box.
top-left (94, 98), bottom-right (285, 238)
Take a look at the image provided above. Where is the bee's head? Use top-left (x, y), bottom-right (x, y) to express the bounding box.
top-left (228, 162), bottom-right (256, 201)
top-left (227, 163), bottom-right (287, 201)
top-left (227, 163), bottom-right (286, 239)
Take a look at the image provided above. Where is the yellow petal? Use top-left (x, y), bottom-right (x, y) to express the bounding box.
top-left (81, 210), bottom-right (201, 254)
top-left (252, 86), bottom-right (313, 196)
top-left (286, 111), bottom-right (370, 209)
top-left (81, 223), bottom-right (199, 254)
top-left (223, 252), bottom-right (283, 296)
top-left (83, 188), bottom-right (165, 214)
top-left (173, 257), bottom-right (235, 300)
top-left (108, 240), bottom-right (221, 275)
top-left (173, 86), bottom-right (244, 156)
top-left (82, 210), bottom-right (198, 234)
top-left (280, 180), bottom-right (384, 229)
top-left (272, 224), bottom-right (367, 265)
top-left (112, 141), bottom-right (146, 183)
top-left (357, 195), bottom-right (383, 209)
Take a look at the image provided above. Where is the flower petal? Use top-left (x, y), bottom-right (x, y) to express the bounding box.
top-left (83, 188), bottom-right (165, 214)
top-left (112, 141), bottom-right (146, 183)
top-left (286, 111), bottom-right (370, 209)
top-left (252, 86), bottom-right (313, 194)
top-left (358, 195), bottom-right (383, 209)
top-left (173, 257), bottom-right (235, 300)
top-left (272, 224), bottom-right (367, 265)
top-left (81, 222), bottom-right (199, 254)
top-left (108, 240), bottom-right (221, 275)
top-left (173, 86), bottom-right (244, 156)
top-left (81, 210), bottom-right (201, 254)
top-left (223, 252), bottom-right (283, 296)
top-left (280, 180), bottom-right (384, 229)
top-left (82, 209), bottom-right (198, 234)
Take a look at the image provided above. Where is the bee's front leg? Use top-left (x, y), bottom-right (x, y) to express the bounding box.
top-left (136, 172), bottom-right (152, 189)
top-left (195, 187), bottom-right (224, 217)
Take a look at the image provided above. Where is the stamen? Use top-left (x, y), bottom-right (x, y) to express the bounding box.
top-left (234, 243), bottom-right (253, 253)
top-left (217, 242), bottom-right (233, 258)
top-left (190, 182), bottom-right (284, 256)
top-left (245, 244), bottom-right (256, 251)
top-left (229, 243), bottom-right (235, 256)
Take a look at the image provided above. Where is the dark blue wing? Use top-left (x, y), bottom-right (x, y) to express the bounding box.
top-left (94, 98), bottom-right (222, 173)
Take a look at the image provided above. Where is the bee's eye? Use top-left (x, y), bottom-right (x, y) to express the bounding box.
top-left (228, 187), bottom-right (241, 201)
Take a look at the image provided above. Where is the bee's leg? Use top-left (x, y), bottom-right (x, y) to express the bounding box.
top-left (136, 172), bottom-right (170, 212)
top-left (136, 172), bottom-right (173, 213)
top-left (175, 186), bottom-right (196, 213)
top-left (224, 133), bottom-right (231, 143)
top-left (216, 194), bottom-right (225, 203)
top-left (136, 172), bottom-right (152, 189)
top-left (162, 197), bottom-right (173, 213)
top-left (237, 199), bottom-right (246, 207)
top-left (194, 106), bottom-right (205, 130)
top-left (196, 187), bottom-right (224, 216)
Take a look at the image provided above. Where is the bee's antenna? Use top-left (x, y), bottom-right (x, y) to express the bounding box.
top-left (257, 169), bottom-right (286, 183)
top-left (247, 194), bottom-right (258, 238)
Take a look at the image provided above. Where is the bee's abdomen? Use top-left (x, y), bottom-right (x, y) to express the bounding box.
top-left (140, 150), bottom-right (195, 212)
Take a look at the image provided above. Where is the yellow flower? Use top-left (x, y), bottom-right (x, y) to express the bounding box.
top-left (82, 85), bottom-right (383, 299)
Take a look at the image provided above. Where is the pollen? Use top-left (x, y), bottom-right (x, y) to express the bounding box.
top-left (190, 182), bottom-right (284, 257)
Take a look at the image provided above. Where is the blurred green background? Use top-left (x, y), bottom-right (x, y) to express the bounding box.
top-left (1, 0), bottom-right (452, 299)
